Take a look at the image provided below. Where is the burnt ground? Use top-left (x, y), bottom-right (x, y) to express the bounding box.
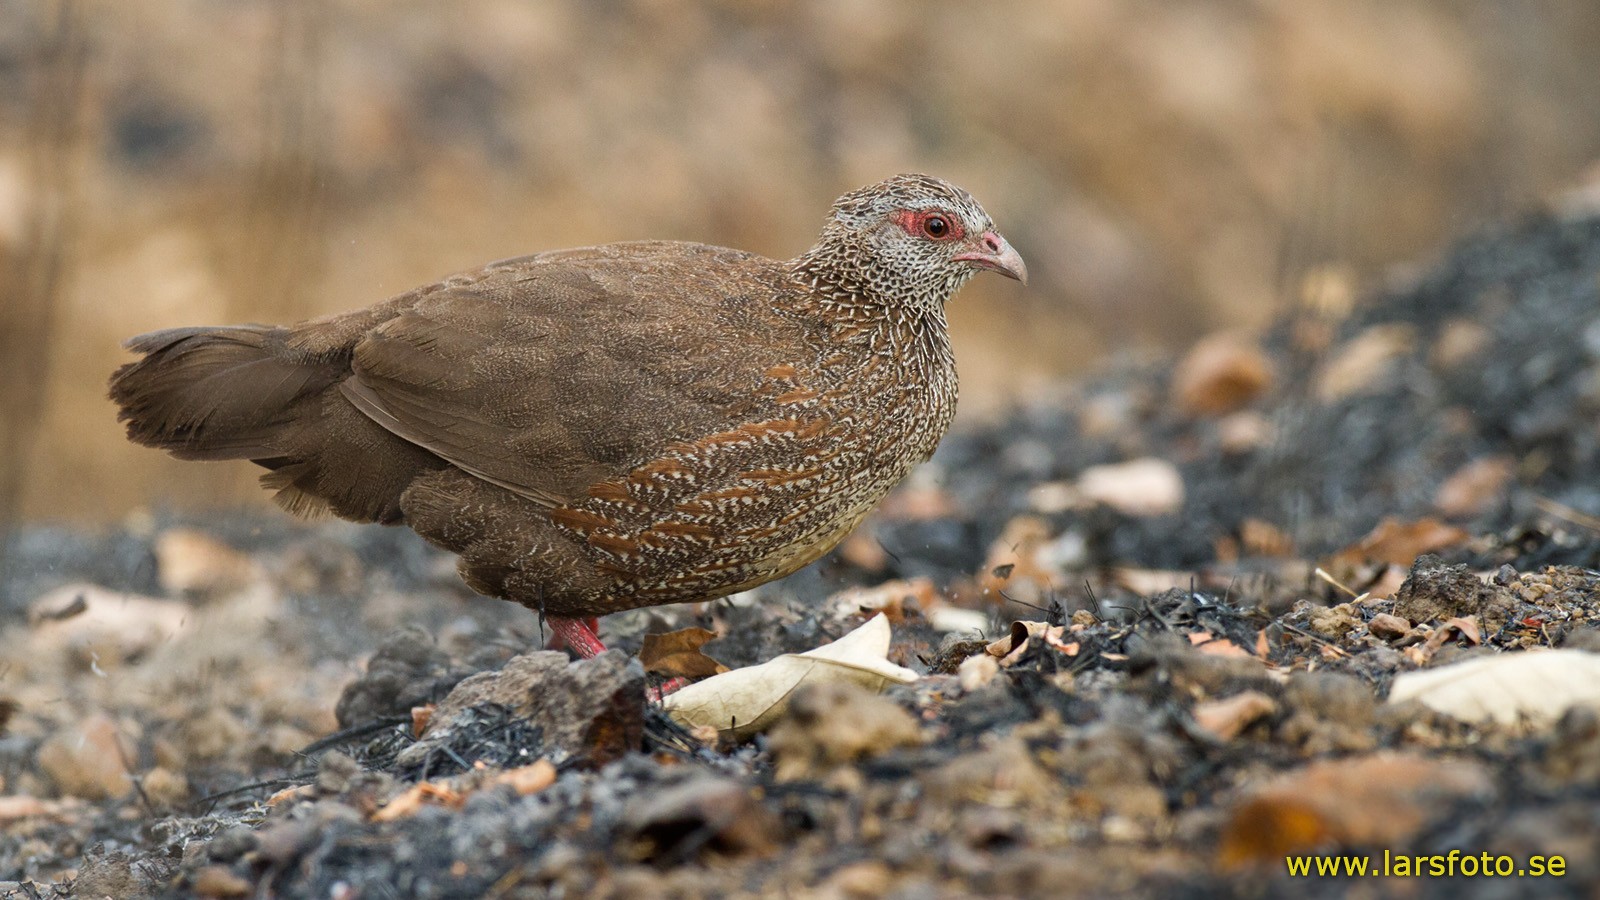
top-left (6, 206), bottom-right (1600, 898)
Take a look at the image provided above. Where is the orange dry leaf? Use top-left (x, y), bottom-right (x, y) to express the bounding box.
top-left (493, 760), bottom-right (557, 796)
top-left (410, 704), bottom-right (435, 738)
top-left (1189, 632), bottom-right (1251, 658)
top-left (639, 627), bottom-right (729, 679)
top-left (1219, 752), bottom-right (1488, 866)
top-left (373, 781), bottom-right (467, 822)
top-left (265, 785), bottom-right (316, 808)
top-left (1171, 331), bottom-right (1275, 417)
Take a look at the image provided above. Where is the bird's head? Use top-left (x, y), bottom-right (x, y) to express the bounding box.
top-left (800, 173), bottom-right (1026, 306)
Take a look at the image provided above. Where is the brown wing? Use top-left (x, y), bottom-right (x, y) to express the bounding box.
top-left (339, 241), bottom-right (801, 508)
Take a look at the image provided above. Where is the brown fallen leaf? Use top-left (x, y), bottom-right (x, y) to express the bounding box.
top-left (1315, 323), bottom-right (1414, 402)
top-left (1239, 518), bottom-right (1294, 558)
top-left (410, 704), bottom-right (434, 738)
top-left (1193, 691), bottom-right (1277, 741)
top-left (1434, 456), bottom-right (1514, 519)
top-left (1330, 516), bottom-right (1469, 569)
top-left (1219, 752), bottom-right (1489, 866)
top-left (1171, 331), bottom-right (1275, 417)
top-left (1443, 615), bottom-right (1482, 646)
top-left (1189, 632), bottom-right (1252, 658)
top-left (640, 627), bottom-right (729, 679)
top-left (829, 578), bottom-right (938, 625)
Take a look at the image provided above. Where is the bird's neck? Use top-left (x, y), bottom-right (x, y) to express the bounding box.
top-left (787, 242), bottom-right (964, 330)
top-left (786, 244), bottom-right (959, 398)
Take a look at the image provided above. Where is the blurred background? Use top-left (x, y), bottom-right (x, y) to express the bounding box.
top-left (3, 0), bottom-right (1600, 525)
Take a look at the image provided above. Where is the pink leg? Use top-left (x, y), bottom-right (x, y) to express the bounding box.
top-left (546, 616), bottom-right (607, 659)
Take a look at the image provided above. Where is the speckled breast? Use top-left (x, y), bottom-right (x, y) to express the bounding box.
top-left (545, 317), bottom-right (959, 615)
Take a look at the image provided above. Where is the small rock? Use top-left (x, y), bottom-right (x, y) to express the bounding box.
top-left (1279, 672), bottom-right (1377, 753)
top-left (334, 626), bottom-right (474, 727)
top-left (1367, 612), bottom-right (1412, 640)
top-left (37, 713), bottom-right (132, 800)
top-left (958, 654), bottom-right (999, 693)
top-left (768, 682), bottom-right (922, 781)
top-left (74, 846), bottom-right (158, 900)
top-left (397, 650), bottom-right (644, 769)
top-left (191, 865), bottom-right (253, 898)
top-left (139, 765), bottom-right (189, 809)
top-left (1393, 554), bottom-right (1516, 632)
top-left (620, 775), bottom-right (777, 862)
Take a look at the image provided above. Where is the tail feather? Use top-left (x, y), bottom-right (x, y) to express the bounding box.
top-left (110, 326), bottom-right (342, 460)
top-left (110, 322), bottom-right (443, 523)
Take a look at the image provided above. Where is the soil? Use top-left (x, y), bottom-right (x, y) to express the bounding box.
top-left (5, 206), bottom-right (1600, 898)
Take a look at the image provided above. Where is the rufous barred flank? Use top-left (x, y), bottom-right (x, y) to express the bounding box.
top-left (110, 174), bottom-right (1026, 657)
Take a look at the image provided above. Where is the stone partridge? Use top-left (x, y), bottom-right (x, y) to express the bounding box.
top-left (110, 174), bottom-right (1026, 656)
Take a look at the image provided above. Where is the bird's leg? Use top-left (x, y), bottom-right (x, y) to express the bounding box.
top-left (546, 616), bottom-right (691, 702)
top-left (546, 616), bottom-right (606, 658)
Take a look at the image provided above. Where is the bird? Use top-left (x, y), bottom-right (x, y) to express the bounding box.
top-left (110, 173), bottom-right (1026, 659)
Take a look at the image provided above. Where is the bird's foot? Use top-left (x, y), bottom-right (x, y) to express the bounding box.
top-left (546, 618), bottom-right (691, 703)
top-left (546, 616), bottom-right (606, 659)
top-left (647, 677), bottom-right (690, 704)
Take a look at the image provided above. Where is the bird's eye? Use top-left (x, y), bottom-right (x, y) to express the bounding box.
top-left (923, 215), bottom-right (950, 239)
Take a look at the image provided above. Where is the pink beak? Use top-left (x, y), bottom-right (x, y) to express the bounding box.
top-left (953, 230), bottom-right (1027, 285)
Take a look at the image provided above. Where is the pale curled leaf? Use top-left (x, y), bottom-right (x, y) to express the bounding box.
top-left (1388, 649), bottom-right (1600, 726)
top-left (662, 614), bottom-right (918, 739)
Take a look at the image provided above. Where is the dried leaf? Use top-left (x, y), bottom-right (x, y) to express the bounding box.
top-left (1193, 690), bottom-right (1276, 741)
top-left (829, 578), bottom-right (937, 624)
top-left (1331, 516), bottom-right (1468, 568)
top-left (1189, 632), bottom-right (1251, 658)
top-left (1171, 331), bottom-right (1275, 417)
top-left (1219, 752), bottom-right (1487, 866)
top-left (373, 781), bottom-right (466, 821)
top-left (493, 759), bottom-right (557, 796)
top-left (1076, 457), bottom-right (1185, 517)
top-left (1315, 323), bottom-right (1413, 402)
top-left (661, 614), bottom-right (917, 740)
top-left (639, 627), bottom-right (728, 678)
top-left (1388, 650), bottom-right (1600, 726)
top-left (1434, 456), bottom-right (1514, 518)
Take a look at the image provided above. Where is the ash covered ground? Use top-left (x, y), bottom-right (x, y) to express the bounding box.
top-left (5, 207), bottom-right (1600, 898)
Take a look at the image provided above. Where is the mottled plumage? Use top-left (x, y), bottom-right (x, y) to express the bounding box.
top-left (110, 174), bottom-right (1025, 651)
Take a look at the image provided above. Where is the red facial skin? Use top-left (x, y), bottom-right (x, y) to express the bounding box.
top-left (892, 208), bottom-right (966, 242)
